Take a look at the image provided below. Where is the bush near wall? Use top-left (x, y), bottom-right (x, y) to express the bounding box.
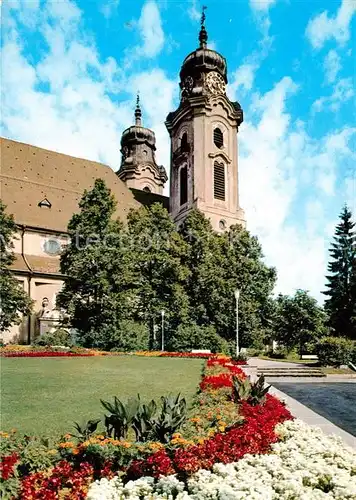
top-left (315, 336), bottom-right (355, 367)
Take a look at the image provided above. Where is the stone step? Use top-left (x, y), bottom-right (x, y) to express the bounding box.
top-left (256, 368), bottom-right (325, 378)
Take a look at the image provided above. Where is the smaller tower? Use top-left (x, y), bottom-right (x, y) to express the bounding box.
top-left (117, 95), bottom-right (167, 194)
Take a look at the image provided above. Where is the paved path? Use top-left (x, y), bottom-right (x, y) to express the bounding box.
top-left (246, 357), bottom-right (356, 448)
top-left (248, 357), bottom-right (311, 368)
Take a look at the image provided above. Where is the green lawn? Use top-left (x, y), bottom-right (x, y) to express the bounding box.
top-left (0, 356), bottom-right (203, 437)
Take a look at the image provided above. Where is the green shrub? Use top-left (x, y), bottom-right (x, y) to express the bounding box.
top-left (33, 329), bottom-right (72, 347)
top-left (168, 323), bottom-right (229, 353)
top-left (86, 321), bottom-right (149, 351)
top-left (315, 336), bottom-right (354, 367)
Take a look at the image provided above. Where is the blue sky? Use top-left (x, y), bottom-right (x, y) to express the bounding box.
top-left (2, 0), bottom-right (355, 302)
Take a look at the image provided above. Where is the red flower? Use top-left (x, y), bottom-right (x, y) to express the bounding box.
top-left (0, 452), bottom-right (19, 480)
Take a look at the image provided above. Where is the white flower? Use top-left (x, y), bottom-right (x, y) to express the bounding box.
top-left (86, 419), bottom-right (356, 499)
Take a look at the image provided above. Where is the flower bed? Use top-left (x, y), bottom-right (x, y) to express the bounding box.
top-left (87, 419), bottom-right (356, 499)
top-left (0, 355), bottom-right (288, 499)
top-left (0, 347), bottom-right (243, 360)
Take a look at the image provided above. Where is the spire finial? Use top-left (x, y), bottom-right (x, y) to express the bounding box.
top-left (135, 91), bottom-right (142, 126)
top-left (199, 5), bottom-right (208, 48)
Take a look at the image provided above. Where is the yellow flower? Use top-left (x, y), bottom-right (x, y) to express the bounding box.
top-left (0, 432), bottom-right (9, 438)
top-left (47, 449), bottom-right (57, 455)
top-left (218, 426), bottom-right (226, 432)
top-left (59, 441), bottom-right (75, 449)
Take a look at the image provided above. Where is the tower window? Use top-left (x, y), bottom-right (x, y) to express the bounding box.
top-left (143, 186), bottom-right (151, 193)
top-left (180, 166), bottom-right (188, 205)
top-left (214, 161), bottom-right (225, 201)
top-left (181, 133), bottom-right (189, 152)
top-left (213, 128), bottom-right (224, 148)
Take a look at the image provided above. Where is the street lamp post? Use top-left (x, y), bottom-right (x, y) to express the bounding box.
top-left (234, 289), bottom-right (240, 357)
top-left (161, 310), bottom-right (165, 352)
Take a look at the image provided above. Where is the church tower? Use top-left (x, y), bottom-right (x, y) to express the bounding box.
top-left (165, 9), bottom-right (245, 231)
top-left (118, 95), bottom-right (167, 194)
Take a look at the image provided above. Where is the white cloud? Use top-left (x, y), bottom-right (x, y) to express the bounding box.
top-left (100, 0), bottom-right (120, 19)
top-left (137, 1), bottom-right (164, 58)
top-left (306, 0), bottom-right (356, 49)
top-left (1, 0), bottom-right (174, 172)
top-left (229, 63), bottom-right (258, 95)
top-left (130, 70), bottom-right (177, 169)
top-left (323, 49), bottom-right (341, 83)
top-left (249, 0), bottom-right (277, 12)
top-left (312, 77), bottom-right (354, 112)
top-left (239, 76), bottom-right (356, 301)
top-left (188, 0), bottom-right (201, 22)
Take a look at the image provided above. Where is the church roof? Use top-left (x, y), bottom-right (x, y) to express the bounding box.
top-left (0, 137), bottom-right (141, 233)
top-left (130, 188), bottom-right (169, 211)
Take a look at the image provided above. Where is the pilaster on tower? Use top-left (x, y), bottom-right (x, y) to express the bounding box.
top-left (165, 9), bottom-right (245, 232)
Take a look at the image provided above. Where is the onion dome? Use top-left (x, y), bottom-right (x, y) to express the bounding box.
top-left (120, 94), bottom-right (156, 153)
top-left (180, 7), bottom-right (227, 85)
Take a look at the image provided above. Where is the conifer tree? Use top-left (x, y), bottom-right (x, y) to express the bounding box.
top-left (323, 205), bottom-right (356, 339)
top-left (0, 201), bottom-right (33, 334)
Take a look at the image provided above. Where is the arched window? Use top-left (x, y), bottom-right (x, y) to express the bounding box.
top-left (213, 127), bottom-right (224, 148)
top-left (143, 186), bottom-right (151, 193)
top-left (214, 161), bottom-right (225, 200)
top-left (181, 133), bottom-right (189, 152)
top-left (180, 166), bottom-right (188, 205)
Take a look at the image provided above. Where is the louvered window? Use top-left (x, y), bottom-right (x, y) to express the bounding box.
top-left (180, 166), bottom-right (188, 205)
top-left (181, 133), bottom-right (189, 152)
top-left (213, 128), bottom-right (223, 148)
top-left (214, 162), bottom-right (225, 200)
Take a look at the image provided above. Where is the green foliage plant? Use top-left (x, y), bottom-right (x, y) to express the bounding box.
top-left (151, 394), bottom-right (187, 444)
top-left (315, 336), bottom-right (354, 367)
top-left (71, 419), bottom-right (101, 442)
top-left (101, 396), bottom-right (140, 439)
top-left (131, 396), bottom-right (157, 442)
top-left (232, 375), bottom-right (271, 406)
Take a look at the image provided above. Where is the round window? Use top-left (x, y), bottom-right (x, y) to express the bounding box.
top-left (44, 239), bottom-right (62, 255)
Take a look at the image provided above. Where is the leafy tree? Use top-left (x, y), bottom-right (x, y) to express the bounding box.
top-left (57, 179), bottom-right (133, 347)
top-left (273, 289), bottom-right (327, 355)
top-left (126, 203), bottom-right (190, 339)
top-left (323, 206), bottom-right (356, 339)
top-left (0, 201), bottom-right (33, 334)
top-left (179, 210), bottom-right (276, 348)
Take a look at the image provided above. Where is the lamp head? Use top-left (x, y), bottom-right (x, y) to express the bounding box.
top-left (234, 289), bottom-right (240, 300)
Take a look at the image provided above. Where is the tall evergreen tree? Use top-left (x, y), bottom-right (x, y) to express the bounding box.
top-left (323, 205), bottom-right (356, 339)
top-left (0, 201), bottom-right (33, 335)
top-left (57, 179), bottom-right (133, 346)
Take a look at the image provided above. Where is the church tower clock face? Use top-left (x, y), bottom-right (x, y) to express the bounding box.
top-left (205, 71), bottom-right (226, 96)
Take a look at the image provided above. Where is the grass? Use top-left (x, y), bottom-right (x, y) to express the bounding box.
top-left (0, 356), bottom-right (203, 437)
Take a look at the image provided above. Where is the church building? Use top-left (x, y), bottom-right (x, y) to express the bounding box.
top-left (0, 14), bottom-right (245, 343)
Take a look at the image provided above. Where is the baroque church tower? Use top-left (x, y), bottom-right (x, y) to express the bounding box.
top-left (118, 95), bottom-right (168, 195)
top-left (165, 9), bottom-right (245, 231)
